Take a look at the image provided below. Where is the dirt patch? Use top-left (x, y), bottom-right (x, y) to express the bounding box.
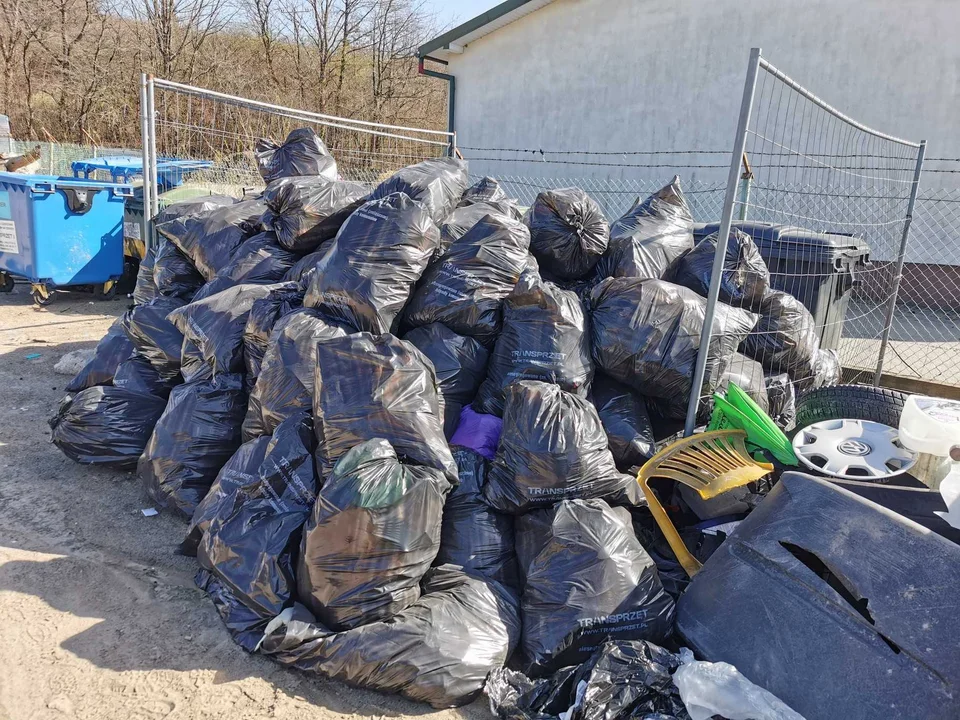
top-left (0, 287), bottom-right (487, 720)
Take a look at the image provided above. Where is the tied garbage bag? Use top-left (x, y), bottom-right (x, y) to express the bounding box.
top-left (438, 200), bottom-right (523, 257)
top-left (243, 309), bottom-right (349, 440)
top-left (262, 565), bottom-right (521, 708)
top-left (450, 405), bottom-right (502, 461)
top-left (304, 192), bottom-right (440, 333)
top-left (243, 287), bottom-right (304, 384)
top-left (460, 176), bottom-right (508, 206)
top-left (256, 127), bottom-right (338, 183)
top-left (591, 373), bottom-right (655, 473)
top-left (403, 323), bottom-right (489, 438)
top-left (799, 348), bottom-right (840, 392)
top-left (297, 438), bottom-right (450, 630)
top-left (438, 447), bottom-right (519, 588)
top-left (765, 373), bottom-right (796, 429)
top-left (64, 318), bottom-right (134, 393)
top-left (182, 435), bottom-right (272, 556)
top-left (403, 213), bottom-right (531, 346)
top-left (313, 332), bottom-right (457, 483)
top-left (113, 353), bottom-right (178, 399)
top-left (139, 373), bottom-right (247, 518)
top-left (153, 238), bottom-right (205, 300)
top-left (198, 416), bottom-right (317, 648)
top-left (595, 176), bottom-right (695, 281)
top-left (486, 640), bottom-right (691, 720)
top-left (673, 649), bottom-right (806, 720)
top-left (191, 232), bottom-right (298, 301)
top-left (742, 290), bottom-right (819, 381)
top-left (261, 176), bottom-right (368, 252)
top-left (517, 500), bottom-right (675, 675)
top-left (670, 228), bottom-right (771, 310)
top-left (475, 271), bottom-right (593, 416)
top-left (169, 282), bottom-right (293, 379)
top-left (119, 296), bottom-right (187, 381)
top-left (133, 246), bottom-right (159, 305)
top-left (590, 278), bottom-right (758, 419)
top-left (156, 198), bottom-right (267, 280)
top-left (50, 386), bottom-right (167, 469)
top-left (370, 157), bottom-right (468, 224)
top-left (486, 381), bottom-right (638, 513)
top-left (525, 188), bottom-right (609, 281)
top-left (283, 248), bottom-right (327, 284)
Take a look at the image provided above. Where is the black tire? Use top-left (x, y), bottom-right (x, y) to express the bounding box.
top-left (32, 288), bottom-right (54, 307)
top-left (794, 385), bottom-right (907, 435)
top-left (95, 282), bottom-right (118, 300)
top-left (0, 274), bottom-right (14, 292)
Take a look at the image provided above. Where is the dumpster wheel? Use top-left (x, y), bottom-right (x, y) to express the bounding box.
top-left (0, 273), bottom-right (13, 293)
top-left (96, 280), bottom-right (118, 300)
top-left (31, 284), bottom-right (54, 307)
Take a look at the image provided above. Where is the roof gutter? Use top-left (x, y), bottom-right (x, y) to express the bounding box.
top-left (418, 56), bottom-right (456, 156)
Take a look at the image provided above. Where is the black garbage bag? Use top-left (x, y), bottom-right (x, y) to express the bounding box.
top-left (256, 128), bottom-right (338, 183)
top-left (182, 435), bottom-right (272, 557)
top-left (370, 157), bottom-right (468, 224)
top-left (155, 194), bottom-right (237, 223)
top-left (198, 416), bottom-right (317, 646)
top-left (403, 323), bottom-right (489, 438)
top-left (765, 373), bottom-right (796, 429)
top-left (261, 176), bottom-right (368, 252)
top-left (450, 405), bottom-right (502, 461)
top-left (438, 200), bottom-right (523, 257)
top-left (156, 198), bottom-right (267, 280)
top-left (525, 188), bottom-right (609, 281)
top-left (403, 213), bottom-right (531, 347)
top-left (195, 569), bottom-right (271, 652)
top-left (485, 381), bottom-right (638, 514)
top-left (591, 373), bottom-right (655, 473)
top-left (138, 373), bottom-right (247, 518)
top-left (669, 227), bottom-right (771, 310)
top-left (474, 271), bottom-right (593, 416)
top-left (460, 176), bottom-right (508, 206)
top-left (590, 278), bottom-right (758, 419)
top-left (799, 348), bottom-right (841, 392)
top-left (438, 447), bottom-right (519, 588)
top-left (282, 248), bottom-right (327, 284)
top-left (133, 245), bottom-right (160, 305)
top-left (719, 352), bottom-right (769, 413)
top-left (313, 332), bottom-right (457, 482)
top-left (64, 319), bottom-right (134, 393)
top-left (243, 309), bottom-right (349, 440)
top-left (517, 499), bottom-right (675, 675)
top-left (304, 192), bottom-right (440, 333)
top-left (119, 296), bottom-right (187, 381)
top-left (191, 232), bottom-right (299, 301)
top-left (486, 640), bottom-right (690, 720)
top-left (262, 564), bottom-right (521, 708)
top-left (243, 287), bottom-right (304, 384)
top-left (169, 282), bottom-right (293, 379)
top-left (113, 353), bottom-right (179, 399)
top-left (594, 176), bottom-right (695, 281)
top-left (50, 386), bottom-right (167, 469)
top-left (742, 289), bottom-right (820, 381)
top-left (153, 238), bottom-right (205, 300)
top-left (297, 438), bottom-right (450, 630)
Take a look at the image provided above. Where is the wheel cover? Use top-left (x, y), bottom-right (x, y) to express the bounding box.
top-left (792, 418), bottom-right (917, 480)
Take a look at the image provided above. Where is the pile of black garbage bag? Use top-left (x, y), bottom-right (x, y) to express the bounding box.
top-left (49, 131), bottom-right (842, 712)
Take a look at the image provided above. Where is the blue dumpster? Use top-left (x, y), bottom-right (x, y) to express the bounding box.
top-left (71, 156), bottom-right (213, 191)
top-left (0, 172), bottom-right (133, 303)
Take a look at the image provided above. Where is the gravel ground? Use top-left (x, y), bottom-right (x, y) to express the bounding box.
top-left (0, 287), bottom-right (487, 720)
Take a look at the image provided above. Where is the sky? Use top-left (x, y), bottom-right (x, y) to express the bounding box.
top-left (425, 0), bottom-right (504, 31)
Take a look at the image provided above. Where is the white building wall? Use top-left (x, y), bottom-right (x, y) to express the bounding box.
top-left (444, 0), bottom-right (959, 189)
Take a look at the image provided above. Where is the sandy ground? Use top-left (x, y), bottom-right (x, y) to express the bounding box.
top-left (0, 287), bottom-right (488, 720)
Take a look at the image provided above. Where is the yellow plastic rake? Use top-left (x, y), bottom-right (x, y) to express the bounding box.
top-left (636, 430), bottom-right (774, 578)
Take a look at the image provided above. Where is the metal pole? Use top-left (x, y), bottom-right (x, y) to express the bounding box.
top-left (874, 140), bottom-right (926, 386)
top-left (738, 152), bottom-right (753, 221)
top-left (684, 47), bottom-right (763, 437)
top-left (139, 73), bottom-right (153, 249)
top-left (146, 76), bottom-right (159, 220)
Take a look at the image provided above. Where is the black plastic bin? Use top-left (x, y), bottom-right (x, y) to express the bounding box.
top-left (694, 222), bottom-right (870, 351)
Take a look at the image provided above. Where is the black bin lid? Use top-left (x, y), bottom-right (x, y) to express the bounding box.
top-left (694, 221), bottom-right (871, 266)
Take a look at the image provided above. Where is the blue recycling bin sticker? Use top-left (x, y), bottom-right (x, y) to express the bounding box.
top-left (0, 191), bottom-right (10, 220)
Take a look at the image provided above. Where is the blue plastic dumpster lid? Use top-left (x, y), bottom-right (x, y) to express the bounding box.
top-left (0, 171), bottom-right (134, 196)
top-left (71, 156), bottom-right (213, 180)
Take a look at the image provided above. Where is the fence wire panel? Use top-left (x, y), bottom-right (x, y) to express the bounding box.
top-left (147, 78), bottom-right (454, 197)
top-left (687, 49), bottom-right (926, 435)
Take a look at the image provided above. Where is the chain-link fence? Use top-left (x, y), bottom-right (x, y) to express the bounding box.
top-left (7, 140), bottom-right (136, 176)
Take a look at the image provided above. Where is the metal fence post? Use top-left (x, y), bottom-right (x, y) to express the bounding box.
top-left (684, 47), bottom-right (762, 437)
top-left (139, 73), bottom-right (153, 249)
top-left (874, 139), bottom-right (926, 386)
top-left (146, 76), bottom-right (160, 221)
